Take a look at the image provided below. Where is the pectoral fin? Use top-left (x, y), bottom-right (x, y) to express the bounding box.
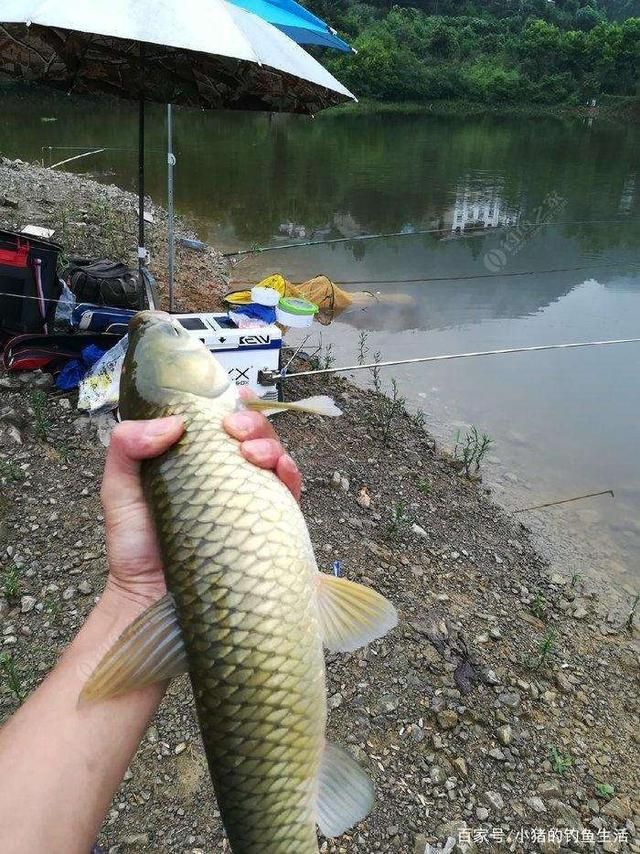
top-left (316, 574), bottom-right (398, 652)
top-left (317, 742), bottom-right (374, 837)
top-left (244, 395), bottom-right (342, 417)
top-left (80, 593), bottom-right (187, 703)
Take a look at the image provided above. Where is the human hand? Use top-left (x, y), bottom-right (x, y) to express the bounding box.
top-left (102, 409), bottom-right (301, 607)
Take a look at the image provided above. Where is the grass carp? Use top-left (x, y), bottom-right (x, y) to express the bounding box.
top-left (82, 311), bottom-right (397, 853)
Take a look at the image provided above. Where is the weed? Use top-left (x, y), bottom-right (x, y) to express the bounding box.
top-left (537, 628), bottom-right (556, 665)
top-left (0, 652), bottom-right (26, 704)
top-left (595, 783), bottom-right (615, 799)
top-left (379, 379), bottom-right (406, 445)
top-left (413, 408), bottom-right (427, 430)
top-left (44, 593), bottom-right (61, 624)
top-left (0, 460), bottom-right (25, 482)
top-left (356, 331), bottom-right (369, 366)
top-left (385, 500), bottom-right (410, 540)
top-left (453, 426), bottom-right (493, 478)
top-left (370, 351), bottom-right (382, 394)
top-left (549, 746), bottom-right (573, 775)
top-left (321, 343), bottom-right (335, 371)
top-left (30, 390), bottom-right (49, 441)
top-left (570, 573), bottom-right (583, 589)
top-left (416, 478), bottom-right (431, 495)
top-left (1, 563), bottom-right (20, 604)
top-left (55, 443), bottom-right (71, 464)
top-left (625, 593), bottom-right (639, 633)
top-left (529, 592), bottom-right (546, 620)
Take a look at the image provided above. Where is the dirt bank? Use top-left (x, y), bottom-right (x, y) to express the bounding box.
top-left (0, 365), bottom-right (638, 854)
top-left (0, 156), bottom-right (228, 311)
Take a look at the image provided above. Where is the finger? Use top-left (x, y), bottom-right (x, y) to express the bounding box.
top-left (238, 388), bottom-right (257, 401)
top-left (240, 438), bottom-right (283, 471)
top-left (276, 453), bottom-right (302, 502)
top-left (223, 409), bottom-right (277, 443)
top-left (101, 417), bottom-right (184, 513)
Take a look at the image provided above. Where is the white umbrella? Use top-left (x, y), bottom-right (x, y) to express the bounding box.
top-left (0, 0), bottom-right (354, 271)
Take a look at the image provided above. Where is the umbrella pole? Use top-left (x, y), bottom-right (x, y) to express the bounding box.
top-left (138, 93), bottom-right (146, 272)
top-left (167, 103), bottom-right (176, 312)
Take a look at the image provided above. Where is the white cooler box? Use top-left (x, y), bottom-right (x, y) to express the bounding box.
top-left (174, 313), bottom-right (282, 400)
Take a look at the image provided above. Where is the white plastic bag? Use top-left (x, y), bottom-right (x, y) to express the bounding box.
top-left (77, 336), bottom-right (128, 413)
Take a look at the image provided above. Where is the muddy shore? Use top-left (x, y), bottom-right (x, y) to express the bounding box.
top-left (1, 162), bottom-right (639, 853)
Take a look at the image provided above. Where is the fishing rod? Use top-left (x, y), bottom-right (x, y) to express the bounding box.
top-left (258, 337), bottom-right (640, 385)
top-left (224, 216), bottom-right (640, 258)
top-left (231, 261), bottom-right (639, 287)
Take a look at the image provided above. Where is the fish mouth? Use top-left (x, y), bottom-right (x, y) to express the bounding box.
top-left (129, 310), bottom-right (175, 334)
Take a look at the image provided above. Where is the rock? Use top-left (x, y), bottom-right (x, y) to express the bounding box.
top-left (488, 748), bottom-right (506, 761)
top-left (411, 523), bottom-right (429, 539)
top-left (376, 693), bottom-right (399, 714)
top-left (435, 820), bottom-right (476, 854)
top-left (475, 807), bottom-right (489, 821)
top-left (555, 671), bottom-right (573, 693)
top-left (330, 471), bottom-right (349, 492)
top-left (537, 780), bottom-right (563, 800)
top-left (327, 692), bottom-right (342, 710)
top-left (28, 370), bottom-right (53, 390)
top-left (120, 833), bottom-right (149, 847)
top-left (482, 669), bottom-right (500, 686)
top-left (78, 579), bottom-right (94, 595)
top-left (174, 742), bottom-right (187, 755)
top-left (573, 604), bottom-right (588, 619)
top-left (430, 765), bottom-right (447, 784)
top-left (527, 796), bottom-right (547, 813)
top-left (356, 487), bottom-right (371, 509)
top-left (547, 799), bottom-right (582, 831)
top-left (601, 795), bottom-right (631, 822)
top-left (20, 595), bottom-right (37, 613)
top-left (498, 691), bottom-right (521, 709)
top-left (0, 407), bottom-right (24, 427)
top-left (436, 709), bottom-right (458, 730)
top-left (414, 835), bottom-right (429, 854)
top-left (489, 626), bottom-right (502, 640)
top-left (453, 757), bottom-right (468, 778)
top-left (62, 585), bottom-right (76, 601)
top-left (0, 196), bottom-right (19, 208)
top-left (483, 791), bottom-right (504, 811)
top-left (496, 724), bottom-right (512, 746)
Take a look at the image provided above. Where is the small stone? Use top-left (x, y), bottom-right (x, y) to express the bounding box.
top-left (356, 487), bottom-right (371, 509)
top-left (174, 742), bottom-right (187, 755)
top-left (330, 471), bottom-right (342, 490)
top-left (62, 586), bottom-right (76, 601)
top-left (489, 626), bottom-right (502, 640)
top-left (120, 833), bottom-right (149, 846)
top-left (436, 709), bottom-right (458, 730)
top-left (411, 523), bottom-right (428, 539)
top-left (498, 691), bottom-right (521, 709)
top-left (527, 796), bottom-right (547, 814)
top-left (430, 765), bottom-right (446, 784)
top-left (537, 779), bottom-right (562, 799)
top-left (453, 757), bottom-right (468, 777)
top-left (436, 820), bottom-right (476, 854)
top-left (482, 669), bottom-right (500, 686)
top-left (78, 579), bottom-right (94, 595)
top-left (555, 671), bottom-right (573, 694)
top-left (327, 692), bottom-right (343, 710)
top-left (601, 795), bottom-right (631, 822)
top-left (20, 595), bottom-right (37, 613)
top-left (496, 724), bottom-right (512, 746)
top-left (475, 807), bottom-right (489, 821)
top-left (488, 748), bottom-right (505, 761)
top-left (573, 604), bottom-right (588, 620)
top-left (483, 791), bottom-right (504, 811)
top-left (547, 799), bottom-right (582, 831)
top-left (475, 632), bottom-right (490, 644)
top-left (376, 693), bottom-right (399, 714)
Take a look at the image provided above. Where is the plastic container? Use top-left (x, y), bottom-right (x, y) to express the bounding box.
top-left (251, 285), bottom-right (281, 307)
top-left (275, 296), bottom-right (318, 328)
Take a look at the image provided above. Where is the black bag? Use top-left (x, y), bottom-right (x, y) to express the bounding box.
top-left (64, 259), bottom-right (145, 310)
top-left (0, 229), bottom-right (62, 336)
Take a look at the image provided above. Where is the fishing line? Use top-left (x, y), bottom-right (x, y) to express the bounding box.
top-left (260, 337), bottom-right (640, 384)
top-left (230, 261), bottom-right (639, 287)
top-left (223, 216), bottom-right (640, 258)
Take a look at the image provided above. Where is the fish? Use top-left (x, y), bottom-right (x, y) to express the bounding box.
top-left (81, 310), bottom-right (398, 853)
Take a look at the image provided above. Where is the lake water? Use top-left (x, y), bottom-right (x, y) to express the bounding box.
top-left (2, 92), bottom-right (640, 594)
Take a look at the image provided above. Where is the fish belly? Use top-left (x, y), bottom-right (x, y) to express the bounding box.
top-left (143, 404), bottom-right (326, 853)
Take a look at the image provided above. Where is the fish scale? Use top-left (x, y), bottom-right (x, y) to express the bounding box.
top-left (137, 397), bottom-right (325, 853)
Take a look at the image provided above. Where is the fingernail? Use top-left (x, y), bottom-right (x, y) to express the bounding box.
top-left (145, 416), bottom-right (181, 436)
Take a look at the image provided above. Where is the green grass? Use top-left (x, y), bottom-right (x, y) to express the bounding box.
top-left (1, 563), bottom-right (20, 604)
top-left (549, 746), bottom-right (573, 775)
top-left (385, 500), bottom-right (410, 540)
top-left (0, 460), bottom-right (25, 482)
top-left (30, 390), bottom-right (50, 441)
top-left (595, 783), bottom-right (615, 799)
top-left (529, 592), bottom-right (546, 620)
top-left (0, 652), bottom-right (26, 704)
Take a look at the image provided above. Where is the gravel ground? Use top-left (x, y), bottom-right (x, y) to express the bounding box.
top-left (0, 156), bottom-right (228, 310)
top-left (0, 366), bottom-right (638, 854)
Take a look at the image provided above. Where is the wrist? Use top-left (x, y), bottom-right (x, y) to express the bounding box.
top-left (102, 573), bottom-right (167, 613)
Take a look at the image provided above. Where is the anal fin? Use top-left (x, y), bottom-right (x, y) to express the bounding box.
top-left (316, 574), bottom-right (398, 652)
top-left (317, 742), bottom-right (374, 838)
top-left (80, 593), bottom-right (187, 703)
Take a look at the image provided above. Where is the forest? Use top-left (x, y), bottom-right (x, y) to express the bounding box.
top-left (308, 0), bottom-right (640, 104)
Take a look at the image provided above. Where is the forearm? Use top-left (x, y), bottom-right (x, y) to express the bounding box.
top-left (0, 584), bottom-right (166, 854)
